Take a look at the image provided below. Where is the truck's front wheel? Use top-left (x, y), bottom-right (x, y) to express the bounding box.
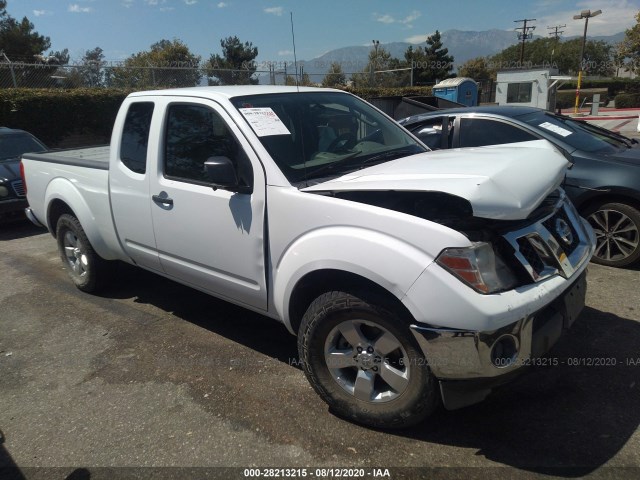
top-left (298, 291), bottom-right (439, 428)
top-left (56, 214), bottom-right (109, 293)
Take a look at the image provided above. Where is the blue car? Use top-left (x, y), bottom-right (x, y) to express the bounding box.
top-left (399, 106), bottom-right (640, 268)
top-left (0, 127), bottom-right (47, 221)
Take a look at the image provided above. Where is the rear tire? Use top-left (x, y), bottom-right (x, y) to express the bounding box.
top-left (298, 291), bottom-right (439, 429)
top-left (583, 202), bottom-right (640, 268)
top-left (56, 214), bottom-right (110, 292)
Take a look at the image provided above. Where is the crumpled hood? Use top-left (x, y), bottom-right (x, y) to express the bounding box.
top-left (302, 140), bottom-right (570, 220)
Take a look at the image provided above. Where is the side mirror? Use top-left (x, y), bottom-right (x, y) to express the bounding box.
top-left (204, 156), bottom-right (251, 194)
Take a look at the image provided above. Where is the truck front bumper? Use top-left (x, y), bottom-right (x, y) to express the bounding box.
top-left (410, 270), bottom-right (587, 410)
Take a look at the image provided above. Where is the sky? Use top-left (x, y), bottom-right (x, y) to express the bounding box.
top-left (5, 0), bottom-right (640, 65)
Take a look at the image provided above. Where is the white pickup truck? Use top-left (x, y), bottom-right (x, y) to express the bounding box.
top-left (21, 86), bottom-right (595, 428)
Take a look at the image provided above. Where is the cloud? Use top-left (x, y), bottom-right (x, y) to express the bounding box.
top-left (375, 14), bottom-right (395, 24)
top-left (278, 50), bottom-right (293, 56)
top-left (160, 6), bottom-right (175, 11)
top-left (33, 10), bottom-right (52, 17)
top-left (404, 34), bottom-right (429, 44)
top-left (68, 4), bottom-right (92, 13)
top-left (532, 0), bottom-right (638, 37)
top-left (217, 1), bottom-right (227, 7)
top-left (184, 0), bottom-right (197, 4)
top-left (373, 10), bottom-right (421, 28)
top-left (264, 6), bottom-right (283, 16)
top-left (122, 0), bottom-right (134, 7)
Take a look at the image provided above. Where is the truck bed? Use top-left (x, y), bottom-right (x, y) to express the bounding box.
top-left (24, 145), bottom-right (110, 170)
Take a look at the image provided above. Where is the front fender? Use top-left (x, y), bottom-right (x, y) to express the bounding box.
top-left (44, 177), bottom-right (123, 261)
top-left (273, 226), bottom-right (435, 332)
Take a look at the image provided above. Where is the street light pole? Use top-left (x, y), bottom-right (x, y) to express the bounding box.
top-left (573, 9), bottom-right (602, 114)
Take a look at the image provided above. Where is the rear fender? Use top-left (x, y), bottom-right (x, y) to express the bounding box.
top-left (44, 177), bottom-right (122, 261)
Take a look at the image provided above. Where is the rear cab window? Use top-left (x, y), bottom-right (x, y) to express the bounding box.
top-left (120, 102), bottom-right (155, 174)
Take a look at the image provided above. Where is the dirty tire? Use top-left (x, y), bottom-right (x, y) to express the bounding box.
top-left (56, 214), bottom-right (110, 293)
top-left (584, 202), bottom-right (640, 268)
top-left (298, 291), bottom-right (439, 429)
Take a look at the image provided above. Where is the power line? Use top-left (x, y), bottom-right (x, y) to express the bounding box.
top-left (514, 18), bottom-right (536, 63)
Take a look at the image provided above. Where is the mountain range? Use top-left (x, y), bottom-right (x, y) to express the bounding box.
top-left (261, 28), bottom-right (625, 82)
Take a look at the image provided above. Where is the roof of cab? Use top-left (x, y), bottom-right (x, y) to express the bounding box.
top-left (127, 85), bottom-right (342, 100)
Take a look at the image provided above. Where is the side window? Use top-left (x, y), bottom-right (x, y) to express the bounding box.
top-left (506, 82), bottom-right (533, 103)
top-left (120, 102), bottom-right (154, 174)
top-left (409, 117), bottom-right (454, 150)
top-left (164, 104), bottom-right (253, 187)
top-left (459, 118), bottom-right (537, 148)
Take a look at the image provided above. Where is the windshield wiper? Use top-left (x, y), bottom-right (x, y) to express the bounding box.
top-left (358, 148), bottom-right (421, 170)
top-left (301, 151), bottom-right (362, 181)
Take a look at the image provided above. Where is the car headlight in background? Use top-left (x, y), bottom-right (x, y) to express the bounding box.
top-left (436, 242), bottom-right (518, 294)
top-left (0, 184), bottom-right (10, 197)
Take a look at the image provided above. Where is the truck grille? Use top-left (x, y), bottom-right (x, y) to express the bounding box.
top-left (11, 180), bottom-right (26, 197)
top-left (504, 191), bottom-right (593, 283)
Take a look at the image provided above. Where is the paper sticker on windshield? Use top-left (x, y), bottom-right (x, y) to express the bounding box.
top-left (538, 122), bottom-right (572, 137)
top-left (239, 108), bottom-right (291, 136)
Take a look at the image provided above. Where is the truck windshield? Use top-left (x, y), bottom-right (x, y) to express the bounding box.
top-left (231, 92), bottom-right (426, 186)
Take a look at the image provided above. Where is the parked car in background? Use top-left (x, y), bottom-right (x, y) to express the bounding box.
top-left (0, 127), bottom-right (47, 221)
top-left (399, 107), bottom-right (640, 268)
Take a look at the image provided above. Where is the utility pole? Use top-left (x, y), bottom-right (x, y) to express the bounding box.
top-left (547, 24), bottom-right (565, 66)
top-left (514, 18), bottom-right (536, 63)
top-left (547, 24), bottom-right (565, 40)
top-left (370, 40), bottom-right (380, 85)
top-left (573, 9), bottom-right (602, 113)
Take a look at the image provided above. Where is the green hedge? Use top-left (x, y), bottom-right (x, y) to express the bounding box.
top-left (614, 93), bottom-right (640, 108)
top-left (0, 88), bottom-right (131, 147)
top-left (343, 86), bottom-right (432, 100)
top-left (0, 86), bottom-right (431, 147)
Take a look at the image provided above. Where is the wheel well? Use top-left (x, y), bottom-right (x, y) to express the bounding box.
top-left (577, 194), bottom-right (640, 216)
top-left (288, 269), bottom-right (413, 334)
top-left (47, 200), bottom-right (76, 238)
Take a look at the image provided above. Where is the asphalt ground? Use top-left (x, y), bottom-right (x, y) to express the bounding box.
top-left (1, 218), bottom-right (639, 480)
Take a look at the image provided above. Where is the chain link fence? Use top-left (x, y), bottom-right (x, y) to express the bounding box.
top-left (0, 57), bottom-right (416, 89)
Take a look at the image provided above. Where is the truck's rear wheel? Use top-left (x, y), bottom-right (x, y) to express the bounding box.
top-left (56, 214), bottom-right (109, 293)
top-left (298, 291), bottom-right (439, 428)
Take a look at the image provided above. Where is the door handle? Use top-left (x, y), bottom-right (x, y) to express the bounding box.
top-left (152, 194), bottom-right (174, 205)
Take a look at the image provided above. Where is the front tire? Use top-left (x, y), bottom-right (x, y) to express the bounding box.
top-left (584, 202), bottom-right (640, 268)
top-left (298, 291), bottom-right (439, 428)
top-left (56, 214), bottom-right (109, 292)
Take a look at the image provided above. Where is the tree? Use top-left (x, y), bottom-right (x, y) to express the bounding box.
top-left (457, 57), bottom-right (492, 80)
top-left (621, 11), bottom-right (640, 74)
top-left (0, 4), bottom-right (50, 62)
top-left (206, 36), bottom-right (258, 85)
top-left (408, 31), bottom-right (455, 85)
top-left (321, 61), bottom-right (346, 87)
top-left (0, 1), bottom-right (71, 87)
top-left (60, 47), bottom-right (105, 88)
top-left (284, 72), bottom-right (312, 86)
top-left (109, 39), bottom-right (201, 88)
top-left (488, 37), bottom-right (613, 76)
top-left (80, 47), bottom-right (107, 87)
top-left (351, 45), bottom-right (406, 87)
